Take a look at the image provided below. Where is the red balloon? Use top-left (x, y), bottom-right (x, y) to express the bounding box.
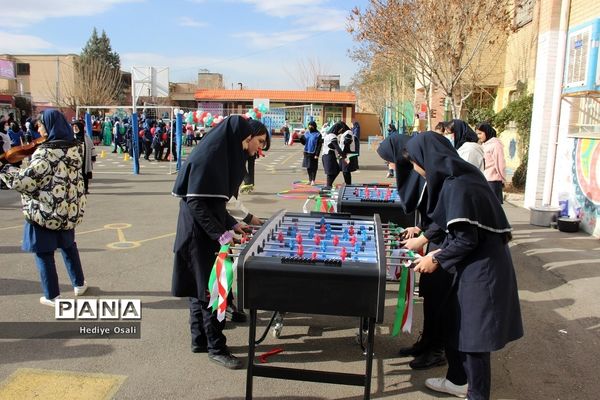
top-left (255, 112), bottom-right (262, 119)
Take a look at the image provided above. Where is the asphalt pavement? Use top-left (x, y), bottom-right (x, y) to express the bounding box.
top-left (0, 139), bottom-right (599, 400)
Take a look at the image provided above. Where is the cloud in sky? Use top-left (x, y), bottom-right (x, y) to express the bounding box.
top-left (0, 32), bottom-right (53, 53)
top-left (178, 17), bottom-right (207, 28)
top-left (2, 0), bottom-right (142, 28)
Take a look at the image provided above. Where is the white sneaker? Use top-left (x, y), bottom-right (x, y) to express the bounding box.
top-left (40, 295), bottom-right (60, 307)
top-left (74, 281), bottom-right (88, 296)
top-left (425, 377), bottom-right (468, 398)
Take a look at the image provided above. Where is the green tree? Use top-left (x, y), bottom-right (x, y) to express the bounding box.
top-left (80, 28), bottom-right (120, 70)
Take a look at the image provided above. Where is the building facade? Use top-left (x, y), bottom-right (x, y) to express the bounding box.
top-left (194, 89), bottom-right (356, 133)
top-left (0, 54), bottom-right (78, 118)
top-left (526, 0), bottom-right (600, 236)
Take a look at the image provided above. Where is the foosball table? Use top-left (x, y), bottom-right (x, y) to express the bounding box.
top-left (336, 183), bottom-right (416, 228)
top-left (235, 210), bottom-right (388, 399)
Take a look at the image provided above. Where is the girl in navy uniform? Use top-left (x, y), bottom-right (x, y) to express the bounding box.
top-left (377, 134), bottom-right (451, 370)
top-left (407, 132), bottom-right (523, 400)
top-left (171, 116), bottom-right (270, 370)
top-left (299, 120), bottom-right (322, 185)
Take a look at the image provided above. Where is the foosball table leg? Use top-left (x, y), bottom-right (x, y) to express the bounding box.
top-left (245, 309), bottom-right (258, 400)
top-left (363, 317), bottom-right (376, 400)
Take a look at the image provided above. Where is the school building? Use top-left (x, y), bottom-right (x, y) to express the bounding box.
top-left (193, 89), bottom-right (357, 133)
top-left (523, 0), bottom-right (600, 236)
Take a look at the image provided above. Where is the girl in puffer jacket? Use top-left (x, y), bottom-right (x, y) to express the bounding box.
top-left (0, 109), bottom-right (88, 307)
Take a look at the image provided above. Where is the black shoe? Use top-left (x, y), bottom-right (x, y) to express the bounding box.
top-left (398, 338), bottom-right (427, 357)
top-left (191, 344), bottom-right (207, 353)
top-left (409, 349), bottom-right (447, 370)
top-left (208, 351), bottom-right (243, 370)
top-left (226, 306), bottom-right (247, 323)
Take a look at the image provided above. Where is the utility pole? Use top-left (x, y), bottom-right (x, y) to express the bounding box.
top-left (56, 57), bottom-right (60, 106)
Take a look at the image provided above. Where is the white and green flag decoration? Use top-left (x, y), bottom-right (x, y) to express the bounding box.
top-left (208, 244), bottom-right (234, 322)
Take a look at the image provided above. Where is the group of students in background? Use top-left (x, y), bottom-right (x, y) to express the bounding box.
top-left (386, 119), bottom-right (507, 203)
top-left (297, 120), bottom-right (361, 189)
top-left (376, 120), bottom-right (521, 400)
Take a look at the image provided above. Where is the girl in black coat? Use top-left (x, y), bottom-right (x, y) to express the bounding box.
top-left (171, 116), bottom-right (270, 370)
top-left (320, 122), bottom-right (349, 189)
top-left (377, 134), bottom-right (450, 370)
top-left (337, 128), bottom-right (359, 184)
top-left (407, 132), bottom-right (523, 400)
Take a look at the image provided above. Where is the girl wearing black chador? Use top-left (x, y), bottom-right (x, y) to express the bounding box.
top-left (407, 132), bottom-right (523, 400)
top-left (171, 116), bottom-right (270, 370)
top-left (320, 122), bottom-right (348, 189)
top-left (337, 128), bottom-right (359, 184)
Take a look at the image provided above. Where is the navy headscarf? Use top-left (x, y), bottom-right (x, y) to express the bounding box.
top-left (40, 109), bottom-right (76, 143)
top-left (406, 132), bottom-right (511, 233)
top-left (377, 134), bottom-right (425, 214)
top-left (172, 115), bottom-right (251, 200)
top-left (447, 119), bottom-right (478, 150)
top-left (476, 122), bottom-right (497, 141)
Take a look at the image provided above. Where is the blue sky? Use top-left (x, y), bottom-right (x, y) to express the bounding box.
top-left (1, 0), bottom-right (368, 89)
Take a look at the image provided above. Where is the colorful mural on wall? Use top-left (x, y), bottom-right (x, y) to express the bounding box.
top-left (572, 138), bottom-right (600, 235)
top-left (499, 128), bottom-right (521, 178)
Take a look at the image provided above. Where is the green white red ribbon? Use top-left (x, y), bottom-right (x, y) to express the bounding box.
top-left (392, 252), bottom-right (416, 336)
top-left (208, 244), bottom-right (234, 322)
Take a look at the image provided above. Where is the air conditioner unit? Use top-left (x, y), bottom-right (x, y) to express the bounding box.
top-left (563, 18), bottom-right (600, 94)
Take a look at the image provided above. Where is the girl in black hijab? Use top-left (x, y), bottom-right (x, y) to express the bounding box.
top-left (171, 115), bottom-right (269, 370)
top-left (377, 134), bottom-right (450, 370)
top-left (321, 121), bottom-right (349, 189)
top-left (445, 119), bottom-right (484, 171)
top-left (406, 132), bottom-right (523, 400)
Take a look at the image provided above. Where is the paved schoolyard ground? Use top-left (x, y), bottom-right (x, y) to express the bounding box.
top-left (1, 139), bottom-right (599, 399)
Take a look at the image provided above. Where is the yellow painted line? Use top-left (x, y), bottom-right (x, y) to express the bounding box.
top-left (0, 368), bottom-right (126, 400)
top-left (0, 225), bottom-right (21, 231)
top-left (137, 232), bottom-right (176, 243)
top-left (77, 228), bottom-right (107, 235)
top-left (116, 229), bottom-right (127, 242)
top-left (280, 153), bottom-right (297, 165)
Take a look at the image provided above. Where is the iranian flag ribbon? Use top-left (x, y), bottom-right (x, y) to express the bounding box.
top-left (207, 244), bottom-right (234, 322)
top-left (392, 266), bottom-right (415, 335)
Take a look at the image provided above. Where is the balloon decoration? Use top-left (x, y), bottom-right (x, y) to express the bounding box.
top-left (245, 103), bottom-right (269, 120)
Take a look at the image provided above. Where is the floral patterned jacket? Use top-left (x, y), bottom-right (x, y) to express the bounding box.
top-left (0, 142), bottom-right (86, 230)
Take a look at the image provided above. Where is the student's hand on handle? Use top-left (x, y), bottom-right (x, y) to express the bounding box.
top-left (401, 226), bottom-right (421, 239)
top-left (249, 215), bottom-right (262, 226)
top-left (413, 255), bottom-right (438, 274)
top-left (233, 223), bottom-right (247, 235)
top-left (401, 235), bottom-right (427, 252)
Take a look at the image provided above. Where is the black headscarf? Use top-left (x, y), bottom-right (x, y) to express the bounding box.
top-left (448, 119), bottom-right (478, 150)
top-left (406, 132), bottom-right (511, 233)
top-left (172, 115), bottom-right (251, 200)
top-left (328, 121), bottom-right (350, 135)
top-left (72, 121), bottom-right (85, 141)
top-left (476, 122), bottom-right (497, 141)
top-left (40, 109), bottom-right (76, 143)
top-left (377, 133), bottom-right (425, 214)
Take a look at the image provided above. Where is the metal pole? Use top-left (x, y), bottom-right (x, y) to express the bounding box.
top-left (84, 112), bottom-right (93, 139)
top-left (176, 110), bottom-right (183, 171)
top-left (132, 112), bottom-right (140, 175)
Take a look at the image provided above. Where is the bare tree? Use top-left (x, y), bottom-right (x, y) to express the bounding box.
top-left (284, 56), bottom-right (329, 90)
top-left (348, 0), bottom-right (514, 119)
top-left (50, 57), bottom-right (123, 112)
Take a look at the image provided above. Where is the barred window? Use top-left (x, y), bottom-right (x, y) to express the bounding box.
top-left (16, 63), bottom-right (30, 76)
